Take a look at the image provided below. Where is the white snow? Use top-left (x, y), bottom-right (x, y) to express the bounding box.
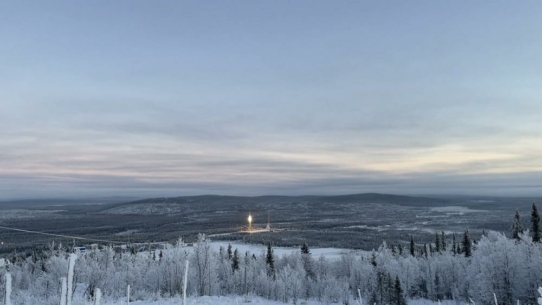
top-left (209, 241), bottom-right (356, 260)
top-left (101, 295), bottom-right (344, 305)
top-left (95, 296), bottom-right (465, 305)
top-left (430, 206), bottom-right (485, 214)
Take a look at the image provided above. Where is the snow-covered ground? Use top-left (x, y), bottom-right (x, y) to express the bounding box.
top-left (102, 295), bottom-right (342, 305)
top-left (97, 296), bottom-right (461, 305)
top-left (209, 241), bottom-right (359, 260)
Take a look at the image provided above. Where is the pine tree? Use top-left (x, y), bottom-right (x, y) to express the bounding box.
top-left (531, 202), bottom-right (540, 242)
top-left (462, 229), bottom-right (472, 257)
top-left (227, 243), bottom-right (233, 260)
top-left (265, 243), bottom-right (275, 279)
top-left (441, 231), bottom-right (446, 250)
top-left (435, 232), bottom-right (441, 253)
top-left (370, 251), bottom-right (377, 267)
top-left (512, 209), bottom-right (524, 241)
top-left (231, 249), bottom-right (240, 273)
top-left (452, 234), bottom-right (457, 255)
top-left (398, 244), bottom-right (404, 256)
top-left (300, 242), bottom-right (315, 280)
top-left (394, 276), bottom-right (407, 305)
top-left (409, 235), bottom-right (415, 256)
top-left (300, 242), bottom-right (310, 255)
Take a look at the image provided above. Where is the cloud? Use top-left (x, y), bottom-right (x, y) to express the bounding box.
top-left (1, 1), bottom-right (542, 199)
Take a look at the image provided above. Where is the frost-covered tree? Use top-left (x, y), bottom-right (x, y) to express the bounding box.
top-left (409, 236), bottom-right (415, 257)
top-left (512, 209), bottom-right (524, 241)
top-left (266, 243), bottom-right (275, 280)
top-left (462, 229), bottom-right (472, 257)
top-left (435, 232), bottom-right (441, 253)
top-left (300, 242), bottom-right (310, 255)
top-left (232, 249), bottom-right (240, 273)
top-left (227, 243), bottom-right (233, 260)
top-left (531, 202), bottom-right (540, 242)
top-left (394, 276), bottom-right (407, 305)
top-left (452, 234), bottom-right (457, 255)
top-left (192, 233), bottom-right (213, 296)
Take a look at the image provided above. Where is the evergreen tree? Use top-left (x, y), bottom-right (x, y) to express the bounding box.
top-left (435, 232), bottom-right (441, 253)
top-left (300, 242), bottom-right (310, 255)
top-left (409, 235), bottom-right (415, 256)
top-left (231, 249), bottom-right (240, 273)
top-left (462, 229), bottom-right (472, 257)
top-left (370, 251), bottom-right (377, 267)
top-left (531, 202), bottom-right (540, 242)
top-left (227, 243), bottom-right (233, 260)
top-left (265, 243), bottom-right (275, 279)
top-left (441, 231), bottom-right (446, 250)
top-left (398, 244), bottom-right (404, 256)
top-left (512, 209), bottom-right (524, 241)
top-left (452, 234), bottom-right (457, 255)
top-left (300, 242), bottom-right (315, 280)
top-left (394, 276), bottom-right (407, 305)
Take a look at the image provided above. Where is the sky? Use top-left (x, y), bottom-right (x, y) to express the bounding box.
top-left (1, 1), bottom-right (542, 199)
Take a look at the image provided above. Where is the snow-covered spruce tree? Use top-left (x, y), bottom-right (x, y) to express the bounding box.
top-left (266, 242), bottom-right (275, 280)
top-left (441, 232), bottom-right (446, 251)
top-left (462, 229), bottom-right (472, 257)
top-left (512, 209), bottom-right (524, 241)
top-left (435, 232), bottom-right (441, 253)
top-left (227, 243), bottom-right (233, 260)
top-left (394, 276), bottom-right (407, 305)
top-left (531, 202), bottom-right (541, 242)
top-left (452, 234), bottom-right (457, 255)
top-left (232, 249), bottom-right (240, 273)
top-left (410, 235), bottom-right (415, 257)
top-left (300, 242), bottom-right (315, 282)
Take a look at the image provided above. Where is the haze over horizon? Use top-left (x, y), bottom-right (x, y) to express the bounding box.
top-left (1, 1), bottom-right (542, 200)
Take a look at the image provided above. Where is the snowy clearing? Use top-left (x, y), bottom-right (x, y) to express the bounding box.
top-left (209, 241), bottom-right (357, 260)
top-left (96, 296), bottom-right (459, 305)
top-left (429, 206), bottom-right (485, 214)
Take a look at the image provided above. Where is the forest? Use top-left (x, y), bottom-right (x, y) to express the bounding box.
top-left (1, 205), bottom-right (541, 305)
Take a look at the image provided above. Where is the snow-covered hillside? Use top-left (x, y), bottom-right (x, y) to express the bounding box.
top-left (2, 231), bottom-right (542, 305)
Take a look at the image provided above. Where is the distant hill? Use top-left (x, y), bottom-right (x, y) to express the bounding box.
top-left (99, 193), bottom-right (449, 215)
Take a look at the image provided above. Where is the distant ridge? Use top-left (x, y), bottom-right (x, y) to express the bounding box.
top-left (101, 192), bottom-right (449, 211)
